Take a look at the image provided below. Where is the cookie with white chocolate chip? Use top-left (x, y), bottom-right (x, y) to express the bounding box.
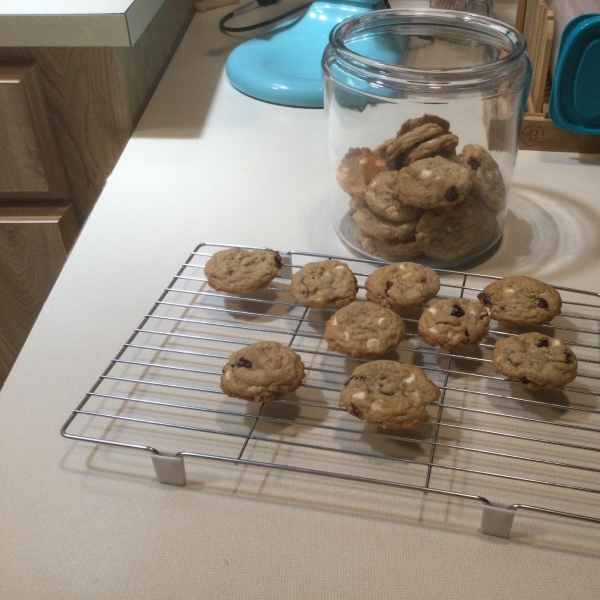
top-left (396, 156), bottom-right (472, 210)
top-left (477, 276), bottom-right (562, 325)
top-left (339, 360), bottom-right (440, 430)
top-left (492, 332), bottom-right (577, 390)
top-left (336, 147), bottom-right (388, 199)
top-left (418, 297), bottom-right (490, 352)
top-left (324, 301), bottom-right (405, 358)
top-left (365, 262), bottom-right (440, 310)
top-left (220, 341), bottom-right (305, 402)
top-left (205, 247), bottom-right (282, 294)
top-left (289, 260), bottom-right (358, 309)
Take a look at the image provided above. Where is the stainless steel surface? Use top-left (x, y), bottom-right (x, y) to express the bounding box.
top-left (61, 243), bottom-right (600, 530)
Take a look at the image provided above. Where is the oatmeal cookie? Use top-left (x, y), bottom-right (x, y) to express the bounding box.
top-left (355, 231), bottom-right (423, 260)
top-left (365, 263), bottom-right (440, 310)
top-left (493, 332), bottom-right (578, 390)
top-left (220, 341), bottom-right (305, 402)
top-left (415, 195), bottom-right (498, 262)
top-left (336, 147), bottom-right (388, 199)
top-left (396, 156), bottom-right (472, 210)
top-left (418, 297), bottom-right (490, 352)
top-left (461, 144), bottom-right (506, 213)
top-left (352, 206), bottom-right (419, 241)
top-left (365, 171), bottom-right (424, 223)
top-left (205, 247), bottom-right (282, 294)
top-left (324, 301), bottom-right (405, 358)
top-left (477, 276), bottom-right (562, 325)
top-left (396, 114), bottom-right (451, 137)
top-left (339, 361), bottom-right (440, 430)
top-left (386, 123), bottom-right (444, 166)
top-left (289, 260), bottom-right (358, 308)
top-left (403, 133), bottom-right (459, 166)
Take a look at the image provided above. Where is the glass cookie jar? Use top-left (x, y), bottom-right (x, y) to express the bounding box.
top-left (322, 9), bottom-right (531, 266)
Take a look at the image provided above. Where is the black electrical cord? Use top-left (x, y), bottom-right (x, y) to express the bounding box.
top-left (219, 1), bottom-right (312, 34)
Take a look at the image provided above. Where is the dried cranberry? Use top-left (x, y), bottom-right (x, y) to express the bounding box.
top-left (385, 281), bottom-right (393, 295)
top-left (236, 358), bottom-right (252, 368)
top-left (467, 157), bottom-right (481, 171)
top-left (465, 330), bottom-right (470, 339)
top-left (477, 292), bottom-right (491, 305)
top-left (519, 377), bottom-right (530, 385)
top-left (536, 297), bottom-right (549, 309)
top-left (274, 253), bottom-right (282, 269)
top-left (536, 337), bottom-right (549, 348)
top-left (445, 186), bottom-right (459, 202)
top-left (450, 304), bottom-right (465, 317)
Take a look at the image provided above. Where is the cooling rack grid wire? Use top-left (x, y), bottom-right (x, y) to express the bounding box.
top-left (61, 243), bottom-right (600, 537)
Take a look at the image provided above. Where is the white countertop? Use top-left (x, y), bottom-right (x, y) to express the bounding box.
top-left (0, 0), bottom-right (164, 46)
top-left (3, 8), bottom-right (600, 600)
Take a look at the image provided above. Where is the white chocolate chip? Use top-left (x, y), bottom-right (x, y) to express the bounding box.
top-left (505, 288), bottom-right (515, 294)
top-left (428, 307), bottom-right (437, 314)
top-left (352, 391), bottom-right (366, 400)
top-left (344, 331), bottom-right (350, 340)
top-left (225, 370), bottom-right (232, 380)
top-left (377, 318), bottom-right (386, 325)
top-left (366, 338), bottom-right (380, 351)
top-left (247, 386), bottom-right (259, 394)
top-left (420, 169), bottom-right (433, 179)
top-left (404, 374), bottom-right (416, 384)
top-left (334, 265), bottom-right (346, 272)
top-left (332, 317), bottom-right (338, 326)
top-left (429, 327), bottom-right (438, 333)
top-left (551, 339), bottom-right (561, 346)
top-left (399, 264), bottom-right (407, 271)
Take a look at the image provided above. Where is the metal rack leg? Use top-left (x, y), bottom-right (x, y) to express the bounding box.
top-left (151, 452), bottom-right (187, 486)
top-left (481, 502), bottom-right (516, 538)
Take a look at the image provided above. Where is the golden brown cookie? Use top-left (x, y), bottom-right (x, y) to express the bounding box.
top-left (403, 133), bottom-right (460, 166)
top-left (352, 206), bottom-right (419, 241)
top-left (365, 171), bottom-right (424, 223)
top-left (355, 231), bottom-right (423, 260)
top-left (477, 276), bottom-right (562, 325)
top-left (336, 147), bottom-right (388, 199)
top-left (220, 341), bottom-right (305, 402)
top-left (339, 361), bottom-right (440, 430)
top-left (365, 262), bottom-right (440, 310)
top-left (386, 123), bottom-right (444, 166)
top-left (492, 332), bottom-right (577, 390)
top-left (324, 301), bottom-right (405, 358)
top-left (396, 156), bottom-right (472, 210)
top-left (460, 144), bottom-right (506, 213)
top-left (289, 260), bottom-right (358, 308)
top-left (415, 195), bottom-right (498, 262)
top-left (418, 297), bottom-right (490, 352)
top-left (205, 247), bottom-right (282, 294)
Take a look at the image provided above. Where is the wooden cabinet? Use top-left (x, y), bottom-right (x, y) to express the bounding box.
top-left (0, 205), bottom-right (78, 384)
top-left (0, 0), bottom-right (195, 387)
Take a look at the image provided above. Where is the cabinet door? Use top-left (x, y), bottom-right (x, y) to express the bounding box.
top-left (0, 64), bottom-right (69, 199)
top-left (0, 204), bottom-right (78, 387)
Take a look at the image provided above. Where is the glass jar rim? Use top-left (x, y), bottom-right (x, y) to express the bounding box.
top-left (328, 9), bottom-right (528, 88)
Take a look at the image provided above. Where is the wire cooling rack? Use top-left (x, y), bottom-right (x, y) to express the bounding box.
top-left (61, 243), bottom-right (600, 538)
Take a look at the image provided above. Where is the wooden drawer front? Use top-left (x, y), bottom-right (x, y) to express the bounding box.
top-left (0, 203), bottom-right (78, 386)
top-left (0, 65), bottom-right (68, 198)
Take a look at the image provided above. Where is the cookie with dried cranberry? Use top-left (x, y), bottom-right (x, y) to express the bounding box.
top-left (415, 195), bottom-right (498, 262)
top-left (418, 297), bottom-right (490, 352)
top-left (403, 133), bottom-right (459, 166)
top-left (365, 171), bottom-right (424, 223)
top-left (461, 144), bottom-right (506, 213)
top-left (339, 361), bottom-right (440, 430)
top-left (477, 276), bottom-right (562, 325)
top-left (289, 260), bottom-right (358, 309)
top-left (205, 247), bottom-right (282, 294)
top-left (396, 156), bottom-right (472, 209)
top-left (324, 301), bottom-right (405, 358)
top-left (492, 332), bottom-right (577, 390)
top-left (365, 262), bottom-right (440, 310)
top-left (356, 231), bottom-right (423, 260)
top-left (352, 205), bottom-right (419, 241)
top-left (336, 147), bottom-right (388, 199)
top-left (220, 341), bottom-right (305, 402)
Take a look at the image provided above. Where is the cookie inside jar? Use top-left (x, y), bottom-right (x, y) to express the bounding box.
top-left (324, 9), bottom-right (530, 267)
